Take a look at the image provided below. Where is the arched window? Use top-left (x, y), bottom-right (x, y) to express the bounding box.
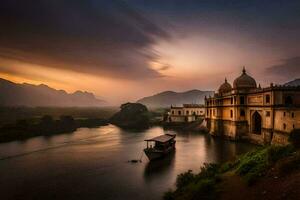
top-left (230, 110), bottom-right (233, 118)
top-left (285, 96), bottom-right (293, 105)
top-left (266, 95), bottom-right (270, 104)
top-left (240, 109), bottom-right (245, 117)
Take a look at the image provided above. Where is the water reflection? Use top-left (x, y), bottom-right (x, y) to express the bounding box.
top-left (0, 125), bottom-right (257, 200)
top-left (144, 151), bottom-right (176, 181)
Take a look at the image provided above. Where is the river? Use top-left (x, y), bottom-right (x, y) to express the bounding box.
top-left (0, 125), bottom-right (256, 200)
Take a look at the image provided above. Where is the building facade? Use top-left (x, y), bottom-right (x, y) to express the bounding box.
top-left (168, 104), bottom-right (205, 123)
top-left (205, 68), bottom-right (300, 145)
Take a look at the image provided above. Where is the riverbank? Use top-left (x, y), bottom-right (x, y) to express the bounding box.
top-left (164, 145), bottom-right (300, 200)
top-left (0, 115), bottom-right (108, 143)
top-left (163, 119), bottom-right (208, 132)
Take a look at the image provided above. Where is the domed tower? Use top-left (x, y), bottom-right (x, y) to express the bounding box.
top-left (218, 78), bottom-right (232, 95)
top-left (233, 67), bottom-right (257, 90)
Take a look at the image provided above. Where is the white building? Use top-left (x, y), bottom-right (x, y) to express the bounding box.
top-left (168, 104), bottom-right (205, 122)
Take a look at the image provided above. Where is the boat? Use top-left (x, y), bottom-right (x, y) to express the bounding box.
top-left (144, 133), bottom-right (176, 161)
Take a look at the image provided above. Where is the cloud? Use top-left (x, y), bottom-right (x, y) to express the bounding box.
top-left (0, 0), bottom-right (171, 79)
top-left (158, 65), bottom-right (171, 71)
top-left (265, 56), bottom-right (300, 80)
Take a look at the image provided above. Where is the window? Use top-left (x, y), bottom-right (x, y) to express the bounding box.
top-left (210, 109), bottom-right (212, 116)
top-left (266, 111), bottom-right (270, 117)
top-left (186, 111), bottom-right (189, 115)
top-left (240, 96), bottom-right (245, 105)
top-left (283, 123), bottom-right (287, 130)
top-left (231, 97), bottom-right (233, 104)
top-left (178, 111), bottom-right (181, 115)
top-left (284, 96), bottom-right (293, 105)
top-left (293, 124), bottom-right (295, 129)
top-left (213, 109), bottom-right (215, 116)
top-left (230, 110), bottom-right (233, 118)
top-left (171, 111), bottom-right (174, 115)
top-left (266, 95), bottom-right (270, 104)
top-left (240, 109), bottom-right (245, 117)
top-left (292, 112), bottom-right (295, 118)
top-left (283, 112), bottom-right (286, 117)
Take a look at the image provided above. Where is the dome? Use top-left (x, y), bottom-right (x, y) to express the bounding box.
top-left (233, 67), bottom-right (257, 90)
top-left (218, 78), bottom-right (232, 94)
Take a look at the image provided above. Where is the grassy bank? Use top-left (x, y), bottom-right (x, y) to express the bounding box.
top-left (164, 144), bottom-right (300, 200)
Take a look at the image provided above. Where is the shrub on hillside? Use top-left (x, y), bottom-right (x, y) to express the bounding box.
top-left (164, 163), bottom-right (219, 200)
top-left (289, 129), bottom-right (300, 149)
top-left (236, 145), bottom-right (295, 185)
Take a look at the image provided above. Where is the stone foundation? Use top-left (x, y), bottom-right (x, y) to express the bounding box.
top-left (207, 120), bottom-right (290, 145)
top-left (271, 131), bottom-right (290, 145)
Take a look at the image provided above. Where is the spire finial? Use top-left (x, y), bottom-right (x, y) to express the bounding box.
top-left (225, 77), bottom-right (227, 83)
top-left (242, 66), bottom-right (246, 74)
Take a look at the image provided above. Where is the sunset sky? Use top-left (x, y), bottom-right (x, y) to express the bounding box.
top-left (1, 0), bottom-right (300, 104)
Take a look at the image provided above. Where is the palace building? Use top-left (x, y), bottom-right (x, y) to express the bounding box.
top-left (205, 67), bottom-right (300, 145)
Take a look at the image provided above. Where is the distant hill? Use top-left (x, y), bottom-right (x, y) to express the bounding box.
top-left (284, 79), bottom-right (300, 86)
top-left (137, 89), bottom-right (214, 108)
top-left (0, 78), bottom-right (106, 107)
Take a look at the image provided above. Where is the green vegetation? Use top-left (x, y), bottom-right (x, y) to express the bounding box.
top-left (235, 145), bottom-right (294, 184)
top-left (164, 163), bottom-right (220, 200)
top-left (0, 115), bottom-right (108, 143)
top-left (110, 103), bottom-right (150, 129)
top-left (0, 106), bottom-right (118, 126)
top-left (164, 145), bottom-right (299, 200)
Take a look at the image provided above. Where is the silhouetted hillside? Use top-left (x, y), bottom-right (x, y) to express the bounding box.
top-left (284, 79), bottom-right (300, 86)
top-left (0, 78), bottom-right (106, 107)
top-left (110, 103), bottom-right (150, 129)
top-left (137, 89), bottom-right (214, 108)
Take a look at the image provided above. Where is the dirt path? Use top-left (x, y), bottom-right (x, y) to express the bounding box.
top-left (218, 169), bottom-right (300, 200)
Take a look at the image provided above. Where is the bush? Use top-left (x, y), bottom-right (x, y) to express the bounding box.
top-left (176, 170), bottom-right (195, 189)
top-left (235, 147), bottom-right (269, 185)
top-left (163, 190), bottom-right (174, 200)
top-left (197, 163), bottom-right (219, 179)
top-left (219, 161), bottom-right (235, 173)
top-left (289, 129), bottom-right (300, 149)
top-left (165, 163), bottom-right (220, 200)
top-left (235, 145), bottom-right (295, 185)
top-left (183, 178), bottom-right (216, 200)
top-left (267, 145), bottom-right (294, 163)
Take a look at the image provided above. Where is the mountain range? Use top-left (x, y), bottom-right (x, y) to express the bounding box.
top-left (0, 78), bottom-right (106, 107)
top-left (137, 89), bottom-right (214, 108)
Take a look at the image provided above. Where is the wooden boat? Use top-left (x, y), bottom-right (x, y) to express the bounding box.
top-left (144, 133), bottom-right (176, 161)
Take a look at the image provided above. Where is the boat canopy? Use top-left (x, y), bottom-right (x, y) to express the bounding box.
top-left (145, 134), bottom-right (175, 143)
